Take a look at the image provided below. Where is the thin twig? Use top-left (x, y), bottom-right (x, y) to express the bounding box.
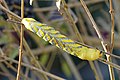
top-left (4, 61), bottom-right (33, 80)
top-left (32, 0), bottom-right (104, 12)
top-left (109, 0), bottom-right (115, 55)
top-left (0, 4), bottom-right (21, 21)
top-left (108, 0), bottom-right (115, 80)
top-left (60, 0), bottom-right (83, 42)
top-left (16, 0), bottom-right (24, 80)
top-left (0, 49), bottom-right (32, 80)
top-left (0, 63), bottom-right (15, 80)
top-left (79, 0), bottom-right (107, 50)
top-left (7, 19), bottom-right (22, 24)
top-left (1, 56), bottom-right (65, 80)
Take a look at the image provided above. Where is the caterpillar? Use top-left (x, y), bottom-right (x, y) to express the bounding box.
top-left (21, 18), bottom-right (102, 60)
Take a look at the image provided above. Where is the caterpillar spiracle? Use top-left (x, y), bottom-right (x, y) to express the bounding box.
top-left (21, 18), bottom-right (102, 60)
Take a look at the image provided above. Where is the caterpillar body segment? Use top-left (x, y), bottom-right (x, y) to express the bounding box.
top-left (21, 18), bottom-right (102, 60)
top-left (36, 29), bottom-right (44, 37)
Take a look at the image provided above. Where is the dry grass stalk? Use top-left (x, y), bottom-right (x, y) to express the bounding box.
top-left (16, 0), bottom-right (24, 80)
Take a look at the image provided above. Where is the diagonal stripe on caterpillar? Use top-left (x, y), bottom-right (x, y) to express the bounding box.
top-left (21, 18), bottom-right (102, 60)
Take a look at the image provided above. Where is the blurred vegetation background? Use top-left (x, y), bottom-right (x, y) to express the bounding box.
top-left (0, 0), bottom-right (120, 80)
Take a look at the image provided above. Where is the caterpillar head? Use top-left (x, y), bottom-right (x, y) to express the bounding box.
top-left (21, 18), bottom-right (37, 31)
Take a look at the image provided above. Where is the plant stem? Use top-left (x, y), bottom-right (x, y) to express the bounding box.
top-left (16, 0), bottom-right (24, 80)
top-left (33, 0), bottom-right (104, 12)
top-left (108, 0), bottom-right (115, 80)
top-left (109, 0), bottom-right (115, 52)
top-left (1, 56), bottom-right (65, 80)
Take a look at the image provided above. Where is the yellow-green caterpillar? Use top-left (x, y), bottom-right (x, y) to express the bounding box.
top-left (21, 18), bottom-right (102, 60)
